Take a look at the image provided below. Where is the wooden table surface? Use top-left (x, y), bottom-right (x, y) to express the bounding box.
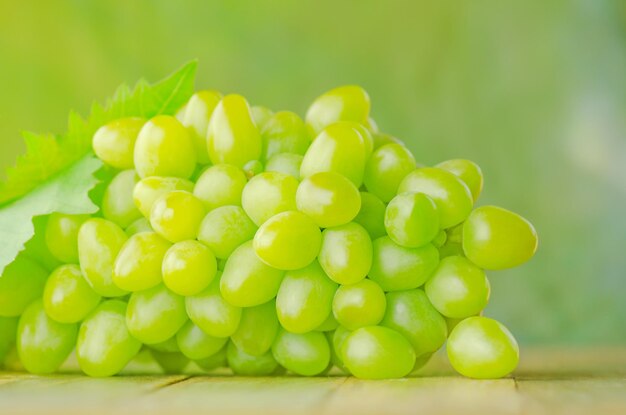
top-left (1, 347), bottom-right (625, 415)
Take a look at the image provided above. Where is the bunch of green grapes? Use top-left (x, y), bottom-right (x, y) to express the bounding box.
top-left (0, 85), bottom-right (537, 380)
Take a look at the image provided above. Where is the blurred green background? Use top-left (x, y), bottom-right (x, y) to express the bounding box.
top-left (0, 0), bottom-right (624, 345)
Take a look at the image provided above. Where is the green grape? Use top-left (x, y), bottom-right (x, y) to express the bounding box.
top-left (412, 352), bottom-right (434, 373)
top-left (318, 222), bottom-right (372, 285)
top-left (176, 321), bottom-right (228, 360)
top-left (231, 300), bottom-right (279, 356)
top-left (436, 159), bottom-right (484, 202)
top-left (77, 300), bottom-right (142, 377)
top-left (112, 232), bottom-right (171, 292)
top-left (181, 90), bottom-right (222, 164)
top-left (447, 316), bottom-right (519, 379)
top-left (133, 176), bottom-right (194, 218)
top-left (369, 236), bottom-right (439, 291)
top-left (227, 341), bottom-right (280, 376)
top-left (385, 192), bottom-right (439, 248)
top-left (102, 170), bottom-right (142, 228)
top-left (342, 326), bottom-right (415, 379)
top-left (125, 217), bottom-right (153, 236)
top-left (126, 284), bottom-right (187, 344)
top-left (197, 205), bottom-right (257, 259)
top-left (446, 316), bottom-right (467, 335)
top-left (149, 190), bottom-right (206, 243)
top-left (300, 122), bottom-right (366, 187)
top-left (261, 111), bottom-right (310, 161)
top-left (241, 172), bottom-right (298, 226)
top-left (0, 255), bottom-right (48, 317)
top-left (221, 241), bottom-right (285, 307)
top-left (425, 256), bottom-right (490, 319)
top-left (78, 218), bottom-right (128, 297)
top-left (332, 279), bottom-right (386, 330)
top-left (432, 229), bottom-right (447, 248)
top-left (253, 211), bottom-right (321, 270)
top-left (92, 117), bottom-right (145, 169)
top-left (331, 326), bottom-right (352, 372)
top-left (446, 223), bottom-right (463, 243)
top-left (186, 276), bottom-right (242, 337)
top-left (343, 121), bottom-right (374, 160)
top-left (364, 143), bottom-right (416, 202)
top-left (265, 153), bottom-right (303, 179)
top-left (354, 192), bottom-right (387, 240)
top-left (271, 329), bottom-right (330, 376)
top-left (315, 313), bottom-right (339, 332)
top-left (150, 335), bottom-right (180, 353)
top-left (276, 261), bottom-right (337, 333)
top-left (295, 172), bottom-right (361, 228)
top-left (251, 105), bottom-right (274, 129)
top-left (0, 317), bottom-right (18, 364)
top-left (162, 240), bottom-right (217, 296)
top-left (17, 299), bottom-right (77, 374)
top-left (194, 345), bottom-right (228, 372)
top-left (207, 94), bottom-right (262, 167)
top-left (134, 115), bottom-right (197, 179)
top-left (381, 289), bottom-right (447, 357)
top-left (193, 164), bottom-right (247, 211)
top-left (439, 241), bottom-right (465, 259)
top-left (243, 160), bottom-right (264, 178)
top-left (151, 350), bottom-right (190, 374)
top-left (398, 167), bottom-right (473, 229)
top-left (43, 264), bottom-right (101, 324)
top-left (373, 132), bottom-right (403, 149)
top-left (45, 213), bottom-right (89, 264)
top-left (463, 206), bottom-right (538, 270)
top-left (305, 85), bottom-right (370, 136)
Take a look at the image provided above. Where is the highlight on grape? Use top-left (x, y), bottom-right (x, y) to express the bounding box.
top-left (0, 66), bottom-right (538, 380)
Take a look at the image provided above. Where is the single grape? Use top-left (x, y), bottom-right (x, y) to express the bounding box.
top-left (126, 284), bottom-right (187, 344)
top-left (0, 317), bottom-right (18, 364)
top-left (265, 153), bottom-right (303, 180)
top-left (364, 143), bottom-right (416, 202)
top-left (125, 217), bottom-right (153, 236)
top-left (134, 115), bottom-right (196, 179)
top-left (176, 321), bottom-right (228, 360)
top-left (92, 117), bottom-right (145, 169)
top-left (318, 222), bottom-right (372, 285)
top-left (149, 190), bottom-right (206, 243)
top-left (342, 326), bottom-right (415, 379)
top-left (305, 85), bottom-right (370, 136)
top-left (221, 241), bottom-right (285, 307)
top-left (197, 205), bottom-right (257, 259)
top-left (186, 276), bottom-right (242, 338)
top-left (43, 264), bottom-right (101, 324)
top-left (353, 192), bottom-right (387, 240)
top-left (436, 159), bottom-right (484, 202)
top-left (77, 300), bottom-right (142, 377)
top-left (207, 94), bottom-right (262, 167)
top-left (462, 206), bottom-right (538, 270)
top-left (133, 176), bottom-right (194, 218)
top-left (112, 232), bottom-right (171, 292)
top-left (300, 122), bottom-right (366, 187)
top-left (447, 316), bottom-right (519, 379)
top-left (425, 256), bottom-right (490, 319)
top-left (253, 211), bottom-right (321, 270)
top-left (332, 279), bottom-right (386, 330)
top-left (231, 300), bottom-right (279, 356)
top-left (0, 255), bottom-right (48, 317)
top-left (342, 121), bottom-right (374, 160)
top-left (241, 171), bottom-right (298, 226)
top-left (194, 345), bottom-right (228, 372)
top-left (243, 160), bottom-right (264, 178)
top-left (381, 289), bottom-right (448, 357)
top-left (330, 326), bottom-right (352, 373)
top-left (261, 111), bottom-right (310, 161)
top-left (398, 167), bottom-right (473, 229)
top-left (373, 132), bottom-right (403, 149)
top-left (193, 164), bottom-right (247, 212)
top-left (162, 240), bottom-right (217, 296)
top-left (102, 169), bottom-right (142, 228)
top-left (295, 172), bottom-right (361, 228)
top-left (271, 329), bottom-right (330, 376)
top-left (181, 90), bottom-right (222, 164)
top-left (369, 236), bottom-right (439, 291)
top-left (227, 341), bottom-right (280, 376)
top-left (78, 218), bottom-right (128, 297)
top-left (17, 299), bottom-right (77, 374)
top-left (250, 105), bottom-right (274, 129)
top-left (276, 261), bottom-right (337, 333)
top-left (44, 213), bottom-right (89, 264)
top-left (385, 192), bottom-right (439, 248)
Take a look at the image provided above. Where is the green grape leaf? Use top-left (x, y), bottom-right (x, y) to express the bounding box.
top-left (0, 61), bottom-right (198, 275)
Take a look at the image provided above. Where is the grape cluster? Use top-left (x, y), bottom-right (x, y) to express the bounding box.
top-left (0, 86), bottom-right (538, 379)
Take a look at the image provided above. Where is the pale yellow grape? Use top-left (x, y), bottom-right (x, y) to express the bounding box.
top-left (305, 85), bottom-right (370, 136)
top-left (149, 190), bottom-right (206, 243)
top-left (125, 218), bottom-right (152, 236)
top-left (186, 275), bottom-right (242, 338)
top-left (193, 164), bottom-right (248, 211)
top-left (364, 143), bottom-right (416, 202)
top-left (44, 213), bottom-right (89, 264)
top-left (112, 232), bottom-right (171, 292)
top-left (176, 320), bottom-right (228, 360)
top-left (181, 90), bottom-right (222, 164)
top-left (43, 264), bottom-right (101, 324)
top-left (241, 171), bottom-right (298, 226)
top-left (318, 222), bottom-right (372, 285)
top-left (265, 153), bottom-right (303, 180)
top-left (261, 111), bottom-right (310, 161)
top-left (0, 256), bottom-right (49, 317)
top-left (133, 176), bottom-right (194, 218)
top-left (332, 279), bottom-right (386, 330)
top-left (436, 159), bottom-right (484, 202)
top-left (102, 170), bottom-right (142, 228)
top-left (197, 206), bottom-right (257, 259)
top-left (162, 240), bottom-right (217, 296)
top-left (353, 192), bottom-right (387, 240)
top-left (92, 117), bottom-right (145, 169)
top-left (230, 300), bottom-right (279, 356)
